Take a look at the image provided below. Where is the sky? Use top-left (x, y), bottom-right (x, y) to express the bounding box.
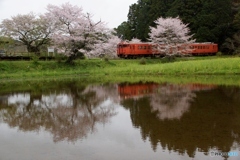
top-left (0, 0), bottom-right (138, 28)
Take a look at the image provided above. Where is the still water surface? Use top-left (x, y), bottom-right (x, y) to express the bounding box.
top-left (0, 80), bottom-right (240, 160)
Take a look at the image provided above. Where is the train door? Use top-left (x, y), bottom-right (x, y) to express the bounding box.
top-left (130, 45), bottom-right (135, 54)
top-left (117, 44), bottom-right (124, 54)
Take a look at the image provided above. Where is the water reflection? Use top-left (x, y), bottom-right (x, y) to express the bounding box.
top-left (0, 84), bottom-right (118, 142)
top-left (119, 83), bottom-right (216, 119)
top-left (0, 80), bottom-right (240, 159)
top-left (120, 83), bottom-right (240, 158)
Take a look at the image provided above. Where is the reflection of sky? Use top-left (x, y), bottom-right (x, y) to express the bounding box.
top-left (0, 107), bottom-right (238, 160)
top-left (7, 93), bottom-right (74, 109)
top-left (41, 94), bottom-right (73, 108)
top-left (8, 93), bottom-right (30, 105)
top-left (8, 93), bottom-right (30, 109)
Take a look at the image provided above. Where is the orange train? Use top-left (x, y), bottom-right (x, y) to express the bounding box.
top-left (117, 42), bottom-right (218, 58)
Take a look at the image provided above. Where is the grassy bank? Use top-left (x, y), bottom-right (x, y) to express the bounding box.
top-left (1, 75), bottom-right (240, 95)
top-left (0, 56), bottom-right (240, 80)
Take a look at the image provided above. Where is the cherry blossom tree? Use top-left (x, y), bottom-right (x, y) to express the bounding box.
top-left (0, 13), bottom-right (54, 54)
top-left (149, 17), bottom-right (195, 56)
top-left (46, 2), bottom-right (108, 63)
top-left (88, 32), bottom-right (121, 58)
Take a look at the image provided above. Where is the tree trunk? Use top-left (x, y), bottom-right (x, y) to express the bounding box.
top-left (27, 45), bottom-right (40, 56)
top-left (66, 54), bottom-right (77, 64)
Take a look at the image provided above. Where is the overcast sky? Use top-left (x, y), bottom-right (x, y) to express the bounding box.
top-left (0, 0), bottom-right (137, 28)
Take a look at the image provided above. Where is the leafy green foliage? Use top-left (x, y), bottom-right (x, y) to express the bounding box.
top-left (139, 57), bottom-right (146, 65)
top-left (115, 0), bottom-right (240, 54)
top-left (0, 36), bottom-right (14, 51)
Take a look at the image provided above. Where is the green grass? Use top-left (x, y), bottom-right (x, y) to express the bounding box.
top-left (1, 56), bottom-right (240, 80)
top-left (1, 75), bottom-right (240, 94)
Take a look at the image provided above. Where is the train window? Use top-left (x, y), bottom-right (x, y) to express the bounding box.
top-left (143, 46), bottom-right (146, 49)
top-left (119, 45), bottom-right (128, 48)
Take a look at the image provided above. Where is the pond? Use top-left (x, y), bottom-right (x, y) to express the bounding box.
top-left (0, 79), bottom-right (239, 160)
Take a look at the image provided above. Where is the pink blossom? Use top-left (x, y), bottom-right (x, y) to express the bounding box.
top-left (149, 17), bottom-right (195, 55)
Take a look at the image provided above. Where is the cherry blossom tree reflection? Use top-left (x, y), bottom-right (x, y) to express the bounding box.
top-left (150, 84), bottom-right (196, 120)
top-left (0, 84), bottom-right (118, 143)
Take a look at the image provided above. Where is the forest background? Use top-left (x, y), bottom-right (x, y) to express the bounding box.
top-left (115, 0), bottom-right (240, 54)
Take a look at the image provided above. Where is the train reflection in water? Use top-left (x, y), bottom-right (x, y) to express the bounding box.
top-left (118, 82), bottom-right (216, 99)
top-left (118, 83), bottom-right (159, 99)
top-left (118, 82), bottom-right (217, 120)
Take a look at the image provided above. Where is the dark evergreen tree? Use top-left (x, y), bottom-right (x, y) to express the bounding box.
top-left (114, 21), bottom-right (132, 40)
top-left (116, 0), bottom-right (174, 41)
top-left (167, 0), bottom-right (232, 44)
top-left (127, 3), bottom-right (139, 40)
top-left (222, 2), bottom-right (240, 54)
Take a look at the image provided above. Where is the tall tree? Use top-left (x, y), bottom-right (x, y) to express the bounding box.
top-left (116, 0), bottom-right (175, 41)
top-left (167, 0), bottom-right (233, 44)
top-left (222, 4), bottom-right (240, 54)
top-left (0, 13), bottom-right (53, 54)
top-left (114, 21), bottom-right (132, 40)
top-left (88, 32), bottom-right (121, 58)
top-left (46, 2), bottom-right (108, 63)
top-left (127, 3), bottom-right (139, 40)
top-left (149, 17), bottom-right (194, 56)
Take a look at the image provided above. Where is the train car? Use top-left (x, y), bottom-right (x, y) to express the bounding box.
top-left (117, 42), bottom-right (218, 58)
top-left (188, 43), bottom-right (218, 55)
top-left (117, 42), bottom-right (159, 58)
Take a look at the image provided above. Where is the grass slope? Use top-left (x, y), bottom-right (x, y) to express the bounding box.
top-left (0, 57), bottom-right (240, 80)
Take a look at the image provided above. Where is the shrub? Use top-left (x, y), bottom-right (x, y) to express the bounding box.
top-left (216, 52), bottom-right (222, 56)
top-left (161, 55), bottom-right (176, 63)
top-left (104, 57), bottom-right (109, 62)
top-left (31, 55), bottom-right (39, 65)
top-left (139, 57), bottom-right (146, 65)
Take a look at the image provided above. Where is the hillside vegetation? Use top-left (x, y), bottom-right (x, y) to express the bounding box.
top-left (115, 0), bottom-right (240, 54)
top-left (0, 57), bottom-right (240, 80)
